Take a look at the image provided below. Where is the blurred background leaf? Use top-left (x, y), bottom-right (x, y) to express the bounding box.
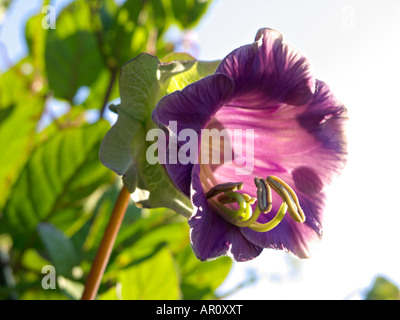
top-left (176, 246), bottom-right (232, 300)
top-left (365, 276), bottom-right (400, 300)
top-left (103, 246), bottom-right (182, 300)
top-left (1, 121), bottom-right (113, 251)
top-left (0, 95), bottom-right (43, 208)
top-left (36, 223), bottom-right (80, 278)
top-left (45, 30), bottom-right (104, 101)
top-left (169, 0), bottom-right (212, 29)
top-left (0, 0), bottom-right (238, 301)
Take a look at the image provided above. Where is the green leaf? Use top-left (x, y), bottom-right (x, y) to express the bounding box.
top-left (160, 52), bottom-right (196, 63)
top-left (79, 181), bottom-right (141, 256)
top-left (44, 0), bottom-right (104, 101)
top-left (99, 53), bottom-right (220, 217)
top-left (37, 223), bottom-right (80, 278)
top-left (45, 31), bottom-right (104, 101)
top-left (0, 96), bottom-right (43, 208)
top-left (100, 0), bottom-right (147, 69)
top-left (57, 276), bottom-right (84, 300)
top-left (98, 0), bottom-right (119, 33)
top-left (2, 121), bottom-right (113, 250)
top-left (366, 276), bottom-right (400, 300)
top-left (106, 246), bottom-right (181, 300)
top-left (0, 0), bottom-right (12, 11)
top-left (112, 207), bottom-right (177, 250)
top-left (25, 8), bottom-right (49, 73)
top-left (161, 53), bottom-right (220, 94)
top-left (107, 216), bottom-right (189, 272)
top-left (21, 248), bottom-right (51, 273)
top-left (50, 0), bottom-right (94, 36)
top-left (19, 287), bottom-right (68, 300)
top-left (104, 213), bottom-right (232, 300)
top-left (0, 60), bottom-right (35, 108)
top-left (82, 68), bottom-right (119, 110)
top-left (148, 0), bottom-right (170, 35)
top-left (176, 246), bottom-right (232, 300)
top-left (169, 0), bottom-right (213, 29)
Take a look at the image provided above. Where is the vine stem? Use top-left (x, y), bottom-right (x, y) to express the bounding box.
top-left (81, 185), bottom-right (131, 300)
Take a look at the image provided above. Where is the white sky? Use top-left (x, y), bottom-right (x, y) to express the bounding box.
top-left (1, 0), bottom-right (400, 300)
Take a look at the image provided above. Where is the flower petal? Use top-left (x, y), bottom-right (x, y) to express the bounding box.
top-left (152, 73), bottom-right (234, 135)
top-left (217, 28), bottom-right (315, 107)
top-left (152, 74), bottom-right (234, 195)
top-left (204, 79), bottom-right (346, 194)
top-left (189, 164), bottom-right (263, 262)
top-left (241, 194), bottom-right (323, 259)
top-left (151, 28), bottom-right (347, 261)
top-left (202, 80), bottom-right (346, 258)
top-left (296, 80), bottom-right (348, 167)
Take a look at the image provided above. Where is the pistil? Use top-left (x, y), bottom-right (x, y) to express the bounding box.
top-left (206, 175), bottom-right (306, 233)
top-left (248, 202), bottom-right (288, 232)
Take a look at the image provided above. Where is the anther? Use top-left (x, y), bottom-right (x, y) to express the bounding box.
top-left (266, 176), bottom-right (306, 223)
top-left (205, 182), bottom-right (244, 199)
top-left (205, 176), bottom-right (305, 234)
top-left (254, 177), bottom-right (272, 213)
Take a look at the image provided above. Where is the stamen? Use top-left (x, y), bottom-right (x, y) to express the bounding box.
top-left (248, 202), bottom-right (288, 232)
top-left (210, 197), bottom-right (241, 218)
top-left (241, 193), bottom-right (256, 203)
top-left (205, 175), bottom-right (305, 234)
top-left (266, 176), bottom-right (306, 223)
top-left (205, 182), bottom-right (244, 199)
top-left (211, 192), bottom-right (261, 228)
top-left (254, 177), bottom-right (272, 213)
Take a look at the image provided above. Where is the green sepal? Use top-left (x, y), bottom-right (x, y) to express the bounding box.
top-left (99, 53), bottom-right (220, 217)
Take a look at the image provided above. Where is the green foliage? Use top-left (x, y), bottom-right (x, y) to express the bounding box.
top-left (169, 0), bottom-right (213, 29)
top-left (2, 121), bottom-right (113, 249)
top-left (0, 59), bottom-right (45, 208)
top-left (103, 246), bottom-right (181, 300)
top-left (45, 31), bottom-right (104, 101)
top-left (98, 208), bottom-right (232, 300)
top-left (177, 246), bottom-right (232, 300)
top-left (0, 0), bottom-right (233, 301)
top-left (36, 223), bottom-right (80, 278)
top-left (365, 276), bottom-right (400, 300)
